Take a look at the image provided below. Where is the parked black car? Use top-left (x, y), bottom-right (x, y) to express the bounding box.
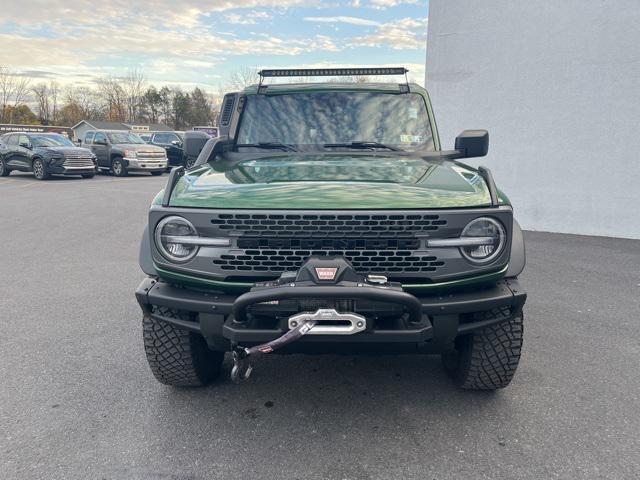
top-left (0, 132), bottom-right (97, 180)
top-left (139, 131), bottom-right (186, 168)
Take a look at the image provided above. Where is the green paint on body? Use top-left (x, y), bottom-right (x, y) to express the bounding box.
top-left (167, 155), bottom-right (507, 210)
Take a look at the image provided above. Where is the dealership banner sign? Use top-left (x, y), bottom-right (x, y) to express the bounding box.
top-left (0, 124), bottom-right (73, 138)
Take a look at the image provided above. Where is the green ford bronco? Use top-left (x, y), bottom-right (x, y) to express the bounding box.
top-left (135, 68), bottom-right (526, 390)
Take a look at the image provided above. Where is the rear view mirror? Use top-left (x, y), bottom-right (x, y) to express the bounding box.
top-left (455, 130), bottom-right (489, 158)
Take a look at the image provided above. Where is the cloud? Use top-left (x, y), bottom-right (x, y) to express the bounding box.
top-left (0, 1), bottom-right (427, 89)
top-left (225, 10), bottom-right (272, 24)
top-left (350, 17), bottom-right (427, 49)
top-left (368, 0), bottom-right (419, 8)
top-left (0, 1), bottom-right (315, 26)
top-left (304, 16), bottom-right (381, 26)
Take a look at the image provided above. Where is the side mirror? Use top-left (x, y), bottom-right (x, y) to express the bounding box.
top-left (454, 130), bottom-right (489, 158)
top-left (171, 140), bottom-right (182, 147)
top-left (20, 142), bottom-right (31, 149)
top-left (95, 139), bottom-right (106, 145)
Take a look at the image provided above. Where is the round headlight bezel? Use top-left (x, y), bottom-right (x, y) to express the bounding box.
top-left (460, 217), bottom-right (507, 264)
top-left (154, 215), bottom-right (199, 263)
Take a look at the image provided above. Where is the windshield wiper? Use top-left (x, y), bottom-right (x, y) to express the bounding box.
top-left (323, 141), bottom-right (402, 152)
top-left (236, 142), bottom-right (298, 152)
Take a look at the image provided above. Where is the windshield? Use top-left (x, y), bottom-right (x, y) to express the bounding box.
top-left (107, 132), bottom-right (145, 144)
top-left (32, 134), bottom-right (74, 147)
top-left (236, 91), bottom-right (434, 152)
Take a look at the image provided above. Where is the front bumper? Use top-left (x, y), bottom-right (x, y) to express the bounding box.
top-left (135, 276), bottom-right (526, 352)
top-left (48, 165), bottom-right (97, 175)
top-left (124, 157), bottom-right (168, 171)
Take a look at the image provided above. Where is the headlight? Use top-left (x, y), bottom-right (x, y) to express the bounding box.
top-left (460, 217), bottom-right (506, 264)
top-left (49, 155), bottom-right (64, 165)
top-left (124, 149), bottom-right (137, 158)
top-left (154, 216), bottom-right (199, 263)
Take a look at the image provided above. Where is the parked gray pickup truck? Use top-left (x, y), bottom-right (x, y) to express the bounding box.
top-left (84, 130), bottom-right (167, 176)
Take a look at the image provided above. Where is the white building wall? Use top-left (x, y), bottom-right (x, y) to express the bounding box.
top-left (426, 0), bottom-right (640, 239)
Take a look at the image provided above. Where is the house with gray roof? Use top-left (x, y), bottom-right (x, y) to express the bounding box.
top-left (71, 120), bottom-right (172, 142)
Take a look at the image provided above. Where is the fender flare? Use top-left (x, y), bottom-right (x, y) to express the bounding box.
top-left (139, 225), bottom-right (157, 276)
top-left (506, 219), bottom-right (526, 278)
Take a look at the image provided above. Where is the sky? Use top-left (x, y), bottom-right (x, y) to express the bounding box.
top-left (0, 0), bottom-right (428, 91)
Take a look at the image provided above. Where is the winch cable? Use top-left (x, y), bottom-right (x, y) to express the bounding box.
top-left (231, 320), bottom-right (317, 384)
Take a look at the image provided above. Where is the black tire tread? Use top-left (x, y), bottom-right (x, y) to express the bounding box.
top-left (450, 310), bottom-right (523, 390)
top-left (0, 158), bottom-right (9, 176)
top-left (143, 306), bottom-right (223, 387)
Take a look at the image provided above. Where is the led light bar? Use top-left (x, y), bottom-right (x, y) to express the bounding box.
top-left (259, 67), bottom-right (408, 78)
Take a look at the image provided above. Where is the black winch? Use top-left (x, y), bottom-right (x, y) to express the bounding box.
top-left (230, 256), bottom-right (422, 383)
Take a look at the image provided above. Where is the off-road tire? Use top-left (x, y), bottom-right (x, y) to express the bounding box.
top-left (0, 158), bottom-right (9, 176)
top-left (81, 173), bottom-right (95, 179)
top-left (32, 158), bottom-right (50, 180)
top-left (150, 171), bottom-right (163, 176)
top-left (443, 309), bottom-right (523, 390)
top-left (111, 157), bottom-right (127, 177)
top-left (143, 306), bottom-right (224, 387)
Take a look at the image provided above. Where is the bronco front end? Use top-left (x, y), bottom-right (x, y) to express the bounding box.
top-left (135, 68), bottom-right (527, 390)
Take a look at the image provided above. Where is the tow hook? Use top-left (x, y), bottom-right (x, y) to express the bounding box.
top-left (230, 320), bottom-right (317, 384)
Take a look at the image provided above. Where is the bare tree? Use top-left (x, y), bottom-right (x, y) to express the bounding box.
top-left (31, 80), bottom-right (64, 125)
top-left (49, 81), bottom-right (59, 124)
top-left (60, 86), bottom-right (104, 125)
top-left (97, 75), bottom-right (126, 122)
top-left (32, 83), bottom-right (51, 124)
top-left (121, 68), bottom-right (146, 123)
top-left (0, 66), bottom-right (31, 123)
top-left (227, 66), bottom-right (259, 90)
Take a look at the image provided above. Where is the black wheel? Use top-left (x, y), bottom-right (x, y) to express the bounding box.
top-left (81, 173), bottom-right (95, 179)
top-left (32, 158), bottom-right (50, 180)
top-left (0, 157), bottom-right (10, 176)
top-left (111, 157), bottom-right (127, 177)
top-left (443, 309), bottom-right (523, 390)
top-left (143, 306), bottom-right (224, 387)
top-left (150, 171), bottom-right (163, 176)
top-left (184, 155), bottom-right (197, 169)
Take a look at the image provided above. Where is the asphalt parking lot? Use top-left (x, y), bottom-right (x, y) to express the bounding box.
top-left (1, 172), bottom-right (639, 480)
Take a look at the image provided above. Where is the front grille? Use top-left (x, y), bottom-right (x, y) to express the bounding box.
top-left (62, 154), bottom-right (94, 168)
top-left (137, 151), bottom-right (166, 160)
top-left (214, 249), bottom-right (442, 274)
top-left (209, 213), bottom-right (449, 278)
top-left (214, 237), bottom-right (444, 275)
top-left (211, 213), bottom-right (447, 237)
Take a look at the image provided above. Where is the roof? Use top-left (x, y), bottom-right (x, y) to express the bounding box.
top-left (71, 120), bottom-right (172, 132)
top-left (242, 82), bottom-right (426, 95)
top-left (126, 123), bottom-right (172, 132)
